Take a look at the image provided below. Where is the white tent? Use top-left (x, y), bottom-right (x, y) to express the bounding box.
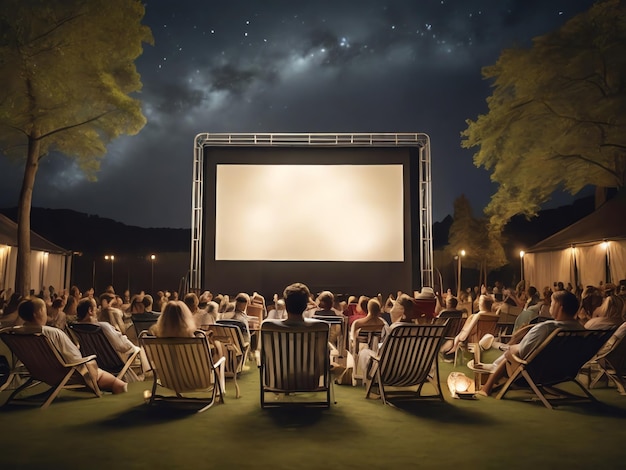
top-left (523, 196), bottom-right (626, 290)
top-left (0, 214), bottom-right (71, 294)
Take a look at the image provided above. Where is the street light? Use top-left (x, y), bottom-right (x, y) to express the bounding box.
top-left (457, 249), bottom-right (466, 299)
top-left (150, 254), bottom-right (156, 293)
top-left (519, 250), bottom-right (525, 284)
top-left (105, 255), bottom-right (115, 289)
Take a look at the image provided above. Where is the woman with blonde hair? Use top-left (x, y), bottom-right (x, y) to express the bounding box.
top-left (154, 301), bottom-right (196, 337)
top-left (585, 295), bottom-right (625, 330)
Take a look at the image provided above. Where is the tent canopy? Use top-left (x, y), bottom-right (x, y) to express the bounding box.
top-left (0, 214), bottom-right (70, 254)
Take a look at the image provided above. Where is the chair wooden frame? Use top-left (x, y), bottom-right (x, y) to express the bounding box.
top-left (0, 326), bottom-right (101, 409)
top-left (586, 333), bottom-right (626, 395)
top-left (68, 323), bottom-right (140, 381)
top-left (365, 322), bottom-right (448, 405)
top-left (131, 314), bottom-right (159, 338)
top-left (259, 323), bottom-right (333, 408)
top-left (204, 322), bottom-right (250, 398)
top-left (496, 328), bottom-right (613, 409)
top-left (455, 313), bottom-right (500, 367)
top-left (139, 331), bottom-right (225, 413)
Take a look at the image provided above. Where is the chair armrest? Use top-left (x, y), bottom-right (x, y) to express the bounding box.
top-left (213, 356), bottom-right (226, 368)
top-left (65, 354), bottom-right (98, 367)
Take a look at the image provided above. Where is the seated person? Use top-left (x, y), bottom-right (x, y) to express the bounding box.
top-left (154, 301), bottom-right (197, 337)
top-left (478, 290), bottom-right (582, 396)
top-left (262, 283), bottom-right (328, 332)
top-left (46, 297), bottom-right (67, 330)
top-left (441, 294), bottom-right (495, 359)
top-left (98, 293), bottom-right (126, 333)
top-left (347, 295), bottom-right (369, 329)
top-left (313, 290), bottom-right (345, 345)
top-left (220, 293), bottom-right (251, 343)
top-left (350, 298), bottom-right (387, 352)
top-left (437, 296), bottom-right (466, 318)
top-left (267, 298), bottom-right (287, 320)
top-left (77, 297), bottom-right (147, 379)
top-left (17, 297), bottom-right (127, 394)
top-left (584, 294), bottom-right (624, 331)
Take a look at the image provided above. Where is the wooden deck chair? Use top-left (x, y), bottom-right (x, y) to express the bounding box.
top-left (455, 313), bottom-right (500, 366)
top-left (0, 326), bottom-right (101, 409)
top-left (259, 322), bottom-right (332, 408)
top-left (204, 322), bottom-right (250, 398)
top-left (365, 322), bottom-right (448, 405)
top-left (315, 315), bottom-right (348, 359)
top-left (139, 331), bottom-right (225, 412)
top-left (68, 323), bottom-right (140, 381)
top-left (586, 332), bottom-right (626, 395)
top-left (496, 328), bottom-right (613, 409)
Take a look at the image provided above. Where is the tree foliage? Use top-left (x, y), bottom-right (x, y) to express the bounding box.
top-left (447, 195), bottom-right (507, 287)
top-left (462, 0), bottom-right (626, 229)
top-left (0, 0), bottom-right (153, 295)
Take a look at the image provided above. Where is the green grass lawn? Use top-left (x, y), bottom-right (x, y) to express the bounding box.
top-left (2, 358), bottom-right (626, 469)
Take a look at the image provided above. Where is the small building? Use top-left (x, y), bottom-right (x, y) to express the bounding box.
top-left (0, 214), bottom-right (72, 294)
top-left (523, 195), bottom-right (626, 290)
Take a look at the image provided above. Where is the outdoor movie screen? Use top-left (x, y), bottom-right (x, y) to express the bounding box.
top-left (214, 164), bottom-right (405, 262)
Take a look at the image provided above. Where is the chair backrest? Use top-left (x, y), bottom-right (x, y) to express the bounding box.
top-left (211, 322), bottom-right (248, 352)
top-left (599, 332), bottom-right (626, 375)
top-left (246, 304), bottom-right (264, 330)
top-left (315, 315), bottom-right (348, 354)
top-left (139, 332), bottom-right (216, 393)
top-left (524, 328), bottom-right (613, 386)
top-left (68, 323), bottom-right (125, 374)
top-left (437, 311), bottom-right (465, 338)
top-left (131, 313), bottom-right (159, 336)
top-left (260, 324), bottom-right (330, 392)
top-left (468, 314), bottom-right (500, 344)
top-left (376, 323), bottom-right (448, 388)
top-left (498, 303), bottom-right (523, 323)
top-left (0, 327), bottom-right (73, 385)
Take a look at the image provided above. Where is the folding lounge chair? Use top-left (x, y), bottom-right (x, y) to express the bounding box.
top-left (0, 326), bottom-right (101, 409)
top-left (455, 313), bottom-right (500, 367)
top-left (68, 323), bottom-right (140, 381)
top-left (586, 332), bottom-right (626, 395)
top-left (259, 322), bottom-right (333, 408)
top-left (205, 322), bottom-right (250, 398)
top-left (139, 331), bottom-right (225, 412)
top-left (365, 322), bottom-right (448, 405)
top-left (131, 313), bottom-right (159, 338)
top-left (495, 328), bottom-right (613, 409)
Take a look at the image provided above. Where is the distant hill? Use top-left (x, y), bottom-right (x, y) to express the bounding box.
top-left (0, 207), bottom-right (190, 253)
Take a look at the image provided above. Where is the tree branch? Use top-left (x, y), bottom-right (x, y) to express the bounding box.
top-left (550, 153), bottom-right (620, 181)
top-left (36, 110), bottom-right (116, 141)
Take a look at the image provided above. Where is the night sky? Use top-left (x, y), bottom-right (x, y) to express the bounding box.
top-left (0, 0), bottom-right (598, 228)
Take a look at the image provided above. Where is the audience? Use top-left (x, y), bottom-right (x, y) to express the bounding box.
top-left (17, 297), bottom-right (127, 393)
top-left (46, 297), bottom-right (67, 330)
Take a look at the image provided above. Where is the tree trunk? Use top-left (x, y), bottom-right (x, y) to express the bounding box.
top-left (15, 134), bottom-right (40, 297)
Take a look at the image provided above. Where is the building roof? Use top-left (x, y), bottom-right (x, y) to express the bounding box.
top-left (0, 213), bottom-right (70, 254)
top-left (529, 195), bottom-right (626, 252)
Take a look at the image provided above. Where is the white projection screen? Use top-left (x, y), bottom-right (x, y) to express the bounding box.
top-left (201, 146), bottom-right (420, 298)
top-left (215, 164), bottom-right (404, 261)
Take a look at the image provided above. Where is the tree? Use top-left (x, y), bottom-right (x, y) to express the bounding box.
top-left (0, 0), bottom-right (153, 296)
top-left (462, 0), bottom-right (626, 229)
top-left (447, 195), bottom-right (507, 289)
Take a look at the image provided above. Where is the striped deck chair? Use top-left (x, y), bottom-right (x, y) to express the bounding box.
top-left (68, 323), bottom-right (140, 381)
top-left (496, 328), bottom-right (613, 409)
top-left (259, 322), bottom-right (332, 408)
top-left (587, 331), bottom-right (626, 395)
top-left (0, 326), bottom-right (101, 409)
top-left (204, 322), bottom-right (250, 398)
top-left (139, 331), bottom-right (225, 413)
top-left (365, 322), bottom-right (448, 405)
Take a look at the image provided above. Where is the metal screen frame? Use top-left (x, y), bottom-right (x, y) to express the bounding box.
top-left (190, 133), bottom-right (433, 291)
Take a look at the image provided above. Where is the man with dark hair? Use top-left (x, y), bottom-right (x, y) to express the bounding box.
top-left (263, 283), bottom-right (328, 332)
top-left (479, 290), bottom-right (582, 396)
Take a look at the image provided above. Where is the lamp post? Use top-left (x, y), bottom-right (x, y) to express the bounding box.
top-left (602, 241), bottom-right (610, 283)
top-left (105, 255), bottom-right (115, 289)
top-left (457, 249), bottom-right (466, 299)
top-left (150, 254), bottom-right (156, 293)
top-left (519, 250), bottom-right (525, 284)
